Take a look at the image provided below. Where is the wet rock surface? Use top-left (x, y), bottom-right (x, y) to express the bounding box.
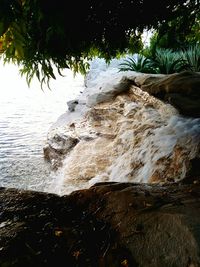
top-left (1, 182), bottom-right (200, 267)
top-left (43, 134), bottom-right (79, 169)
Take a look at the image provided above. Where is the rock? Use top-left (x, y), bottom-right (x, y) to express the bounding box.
top-left (45, 83), bottom-right (200, 194)
top-left (87, 76), bottom-right (135, 107)
top-left (43, 134), bottom-right (79, 169)
top-left (137, 71), bottom-right (200, 117)
top-left (134, 73), bottom-right (165, 87)
top-left (67, 100), bottom-right (79, 112)
top-left (1, 183), bottom-right (200, 266)
top-left (165, 93), bottom-right (200, 117)
top-left (44, 70), bottom-right (200, 194)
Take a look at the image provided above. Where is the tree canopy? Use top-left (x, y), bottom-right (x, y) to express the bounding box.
top-left (0, 0), bottom-right (199, 85)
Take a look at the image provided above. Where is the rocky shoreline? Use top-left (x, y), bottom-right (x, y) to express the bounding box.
top-left (43, 70), bottom-right (200, 194)
top-left (1, 69), bottom-right (200, 266)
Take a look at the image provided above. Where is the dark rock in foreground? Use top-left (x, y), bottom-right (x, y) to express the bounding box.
top-left (1, 182), bottom-right (200, 267)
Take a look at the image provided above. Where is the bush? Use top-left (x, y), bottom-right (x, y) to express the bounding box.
top-left (118, 45), bottom-right (200, 75)
top-left (118, 54), bottom-right (155, 73)
top-left (152, 48), bottom-right (187, 74)
top-left (181, 44), bottom-right (200, 72)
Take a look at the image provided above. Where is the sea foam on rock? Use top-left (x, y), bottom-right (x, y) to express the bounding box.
top-left (44, 58), bottom-right (200, 195)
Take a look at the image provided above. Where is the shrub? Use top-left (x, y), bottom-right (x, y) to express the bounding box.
top-left (181, 44), bottom-right (200, 72)
top-left (152, 48), bottom-right (187, 74)
top-left (118, 54), bottom-right (155, 73)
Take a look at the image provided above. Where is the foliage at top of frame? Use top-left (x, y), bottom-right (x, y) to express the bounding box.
top-left (0, 0), bottom-right (199, 85)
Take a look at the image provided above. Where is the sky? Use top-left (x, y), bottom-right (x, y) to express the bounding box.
top-left (0, 59), bottom-right (84, 100)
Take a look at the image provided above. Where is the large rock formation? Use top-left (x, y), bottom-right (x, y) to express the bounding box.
top-left (1, 183), bottom-right (200, 267)
top-left (2, 63), bottom-right (200, 266)
top-left (44, 70), bottom-right (200, 195)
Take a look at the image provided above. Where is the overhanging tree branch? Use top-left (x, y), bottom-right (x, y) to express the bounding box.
top-left (0, 0), bottom-right (199, 85)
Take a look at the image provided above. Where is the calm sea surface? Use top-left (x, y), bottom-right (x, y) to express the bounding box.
top-left (0, 61), bottom-right (84, 192)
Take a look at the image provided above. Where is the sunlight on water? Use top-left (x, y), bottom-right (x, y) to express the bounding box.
top-left (0, 60), bottom-right (84, 192)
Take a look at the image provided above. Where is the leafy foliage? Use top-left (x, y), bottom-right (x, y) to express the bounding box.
top-left (185, 14), bottom-right (200, 44)
top-left (181, 44), bottom-right (200, 72)
top-left (142, 31), bottom-right (158, 58)
top-left (155, 1), bottom-right (200, 50)
top-left (152, 48), bottom-right (187, 74)
top-left (0, 0), bottom-right (199, 85)
top-left (118, 54), bottom-right (155, 73)
top-left (142, 12), bottom-right (200, 56)
top-left (119, 44), bottom-right (200, 75)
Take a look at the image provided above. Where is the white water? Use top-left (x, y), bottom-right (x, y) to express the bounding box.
top-left (0, 60), bottom-right (84, 191)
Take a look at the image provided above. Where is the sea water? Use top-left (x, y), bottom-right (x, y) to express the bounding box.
top-left (0, 61), bottom-right (84, 192)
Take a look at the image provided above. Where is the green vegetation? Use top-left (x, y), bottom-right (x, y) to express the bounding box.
top-left (119, 44), bottom-right (200, 75)
top-left (118, 54), bottom-right (154, 73)
top-left (0, 0), bottom-right (199, 85)
top-left (181, 44), bottom-right (200, 72)
top-left (152, 48), bottom-right (187, 74)
top-left (147, 8), bottom-right (200, 51)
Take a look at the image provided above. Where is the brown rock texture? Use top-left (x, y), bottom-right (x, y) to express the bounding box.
top-left (134, 71), bottom-right (200, 117)
top-left (44, 74), bottom-right (200, 194)
top-left (1, 183), bottom-right (200, 267)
